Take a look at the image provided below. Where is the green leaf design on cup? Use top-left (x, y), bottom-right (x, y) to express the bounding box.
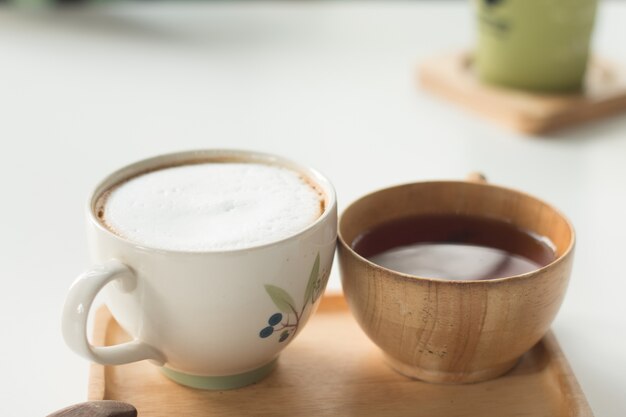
top-left (303, 253), bottom-right (320, 305)
top-left (264, 285), bottom-right (296, 314)
top-left (259, 253), bottom-right (323, 343)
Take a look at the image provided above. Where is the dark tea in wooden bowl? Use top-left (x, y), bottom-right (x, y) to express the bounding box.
top-left (352, 214), bottom-right (556, 281)
top-left (338, 178), bottom-right (575, 384)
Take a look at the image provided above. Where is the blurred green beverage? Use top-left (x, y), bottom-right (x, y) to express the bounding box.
top-left (474, 0), bottom-right (598, 92)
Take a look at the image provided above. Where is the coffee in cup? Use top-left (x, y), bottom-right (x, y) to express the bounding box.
top-left (62, 150), bottom-right (337, 390)
top-left (96, 161), bottom-right (324, 251)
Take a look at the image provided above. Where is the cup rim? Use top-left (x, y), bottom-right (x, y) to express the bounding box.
top-left (338, 180), bottom-right (575, 284)
top-left (87, 149), bottom-right (337, 256)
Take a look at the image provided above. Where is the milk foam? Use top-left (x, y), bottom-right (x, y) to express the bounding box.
top-left (101, 163), bottom-right (323, 251)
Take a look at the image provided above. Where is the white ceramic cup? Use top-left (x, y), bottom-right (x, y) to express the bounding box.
top-left (62, 150), bottom-right (337, 389)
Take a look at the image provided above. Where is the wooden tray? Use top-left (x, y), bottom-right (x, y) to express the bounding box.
top-left (89, 295), bottom-right (593, 417)
top-left (418, 51), bottom-right (626, 134)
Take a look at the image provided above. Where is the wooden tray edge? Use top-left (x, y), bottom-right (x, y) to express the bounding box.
top-left (542, 332), bottom-right (595, 417)
top-left (87, 305), bottom-right (111, 401)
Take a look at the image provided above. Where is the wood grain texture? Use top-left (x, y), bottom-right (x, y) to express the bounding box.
top-left (418, 51), bottom-right (626, 134)
top-left (338, 180), bottom-right (575, 384)
top-left (47, 401), bottom-right (136, 417)
top-left (88, 295), bottom-right (592, 417)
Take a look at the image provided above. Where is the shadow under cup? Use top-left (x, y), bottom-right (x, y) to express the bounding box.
top-left (338, 181), bottom-right (575, 384)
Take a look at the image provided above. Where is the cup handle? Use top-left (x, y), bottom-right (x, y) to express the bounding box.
top-left (62, 260), bottom-right (165, 366)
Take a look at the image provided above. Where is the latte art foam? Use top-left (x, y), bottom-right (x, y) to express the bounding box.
top-left (99, 163), bottom-right (324, 251)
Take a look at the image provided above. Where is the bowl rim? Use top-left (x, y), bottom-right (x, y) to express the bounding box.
top-left (337, 180), bottom-right (575, 284)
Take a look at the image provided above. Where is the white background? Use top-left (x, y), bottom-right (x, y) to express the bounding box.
top-left (0, 1), bottom-right (625, 415)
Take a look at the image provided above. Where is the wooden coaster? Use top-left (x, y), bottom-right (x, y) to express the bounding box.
top-left (89, 295), bottom-right (594, 417)
top-left (418, 51), bottom-right (626, 134)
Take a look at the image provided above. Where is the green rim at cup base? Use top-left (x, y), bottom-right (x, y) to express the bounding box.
top-left (160, 359), bottom-right (277, 390)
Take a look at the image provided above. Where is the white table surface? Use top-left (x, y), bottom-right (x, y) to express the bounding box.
top-left (1, 1), bottom-right (625, 415)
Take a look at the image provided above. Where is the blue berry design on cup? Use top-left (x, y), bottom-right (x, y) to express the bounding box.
top-left (259, 253), bottom-right (328, 343)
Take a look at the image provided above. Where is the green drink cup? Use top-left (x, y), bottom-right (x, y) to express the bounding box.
top-left (474, 0), bottom-right (598, 92)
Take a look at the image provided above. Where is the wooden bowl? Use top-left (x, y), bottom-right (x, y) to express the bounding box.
top-left (338, 180), bottom-right (575, 384)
